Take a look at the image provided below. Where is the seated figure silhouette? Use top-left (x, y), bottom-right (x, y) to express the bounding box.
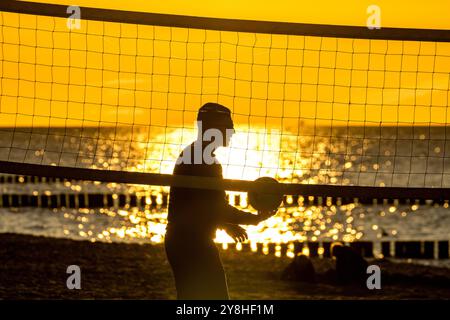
top-left (281, 253), bottom-right (316, 283)
top-left (331, 243), bottom-right (368, 286)
top-left (165, 102), bottom-right (275, 300)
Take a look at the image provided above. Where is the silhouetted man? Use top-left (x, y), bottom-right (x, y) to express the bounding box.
top-left (165, 102), bottom-right (275, 299)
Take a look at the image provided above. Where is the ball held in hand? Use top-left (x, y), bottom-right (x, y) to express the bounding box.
top-left (248, 177), bottom-right (283, 212)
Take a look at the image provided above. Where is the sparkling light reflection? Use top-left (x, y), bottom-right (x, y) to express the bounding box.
top-left (46, 127), bottom-right (441, 258)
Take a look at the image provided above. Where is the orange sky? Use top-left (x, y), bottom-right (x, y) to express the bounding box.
top-left (35, 0), bottom-right (450, 29)
top-left (0, 1), bottom-right (449, 128)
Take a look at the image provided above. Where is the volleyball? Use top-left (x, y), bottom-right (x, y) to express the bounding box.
top-left (248, 177), bottom-right (283, 212)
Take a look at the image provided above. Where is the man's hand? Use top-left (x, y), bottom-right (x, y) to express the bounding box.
top-left (222, 223), bottom-right (248, 243)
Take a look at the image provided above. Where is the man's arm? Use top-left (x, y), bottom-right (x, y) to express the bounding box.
top-left (223, 205), bottom-right (260, 225)
top-left (211, 162), bottom-right (276, 225)
top-left (219, 223), bottom-right (248, 242)
top-left (219, 202), bottom-right (275, 225)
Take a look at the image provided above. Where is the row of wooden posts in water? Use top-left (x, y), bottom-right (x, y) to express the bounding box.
top-left (0, 177), bottom-right (449, 208)
top-left (223, 240), bottom-right (450, 260)
top-left (0, 174), bottom-right (449, 260)
top-left (1, 174), bottom-right (450, 206)
top-left (0, 191), bottom-right (447, 209)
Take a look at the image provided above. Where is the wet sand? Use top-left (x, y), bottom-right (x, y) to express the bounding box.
top-left (0, 233), bottom-right (449, 300)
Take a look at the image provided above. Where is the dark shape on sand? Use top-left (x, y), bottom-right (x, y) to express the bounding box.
top-left (165, 103), bottom-right (275, 299)
top-left (281, 254), bottom-right (316, 283)
top-left (332, 243), bottom-right (368, 286)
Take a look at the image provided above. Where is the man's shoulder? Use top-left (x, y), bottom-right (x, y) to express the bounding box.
top-left (173, 146), bottom-right (223, 177)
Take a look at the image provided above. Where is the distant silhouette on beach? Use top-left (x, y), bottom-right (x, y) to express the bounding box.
top-left (281, 243), bottom-right (369, 289)
top-left (165, 103), bottom-right (276, 299)
top-left (332, 243), bottom-right (368, 286)
top-left (281, 253), bottom-right (316, 283)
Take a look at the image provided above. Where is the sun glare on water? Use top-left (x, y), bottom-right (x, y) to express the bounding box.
top-left (54, 126), bottom-right (376, 258)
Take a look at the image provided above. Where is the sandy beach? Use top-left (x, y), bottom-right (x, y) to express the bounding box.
top-left (0, 233), bottom-right (449, 300)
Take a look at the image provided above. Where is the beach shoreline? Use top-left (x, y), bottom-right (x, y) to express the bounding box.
top-left (0, 233), bottom-right (449, 300)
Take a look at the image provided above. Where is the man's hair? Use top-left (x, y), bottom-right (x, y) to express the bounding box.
top-left (197, 102), bottom-right (234, 130)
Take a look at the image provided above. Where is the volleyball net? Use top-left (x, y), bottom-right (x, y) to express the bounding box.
top-left (1, 0), bottom-right (450, 201)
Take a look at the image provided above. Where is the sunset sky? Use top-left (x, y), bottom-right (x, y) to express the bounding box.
top-left (0, 0), bottom-right (449, 128)
top-left (38, 0), bottom-right (450, 29)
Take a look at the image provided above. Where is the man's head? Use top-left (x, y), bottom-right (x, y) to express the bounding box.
top-left (196, 102), bottom-right (235, 147)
